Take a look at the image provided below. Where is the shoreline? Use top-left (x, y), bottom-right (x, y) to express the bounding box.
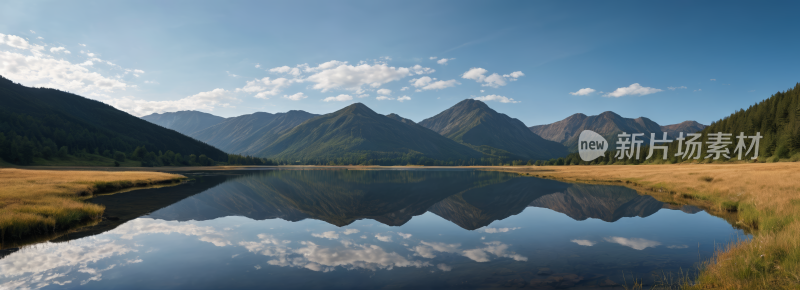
top-left (3, 164), bottom-right (798, 288)
top-left (0, 169), bottom-right (186, 248)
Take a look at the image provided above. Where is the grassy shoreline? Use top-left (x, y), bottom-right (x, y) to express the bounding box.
top-left (0, 168), bottom-right (185, 246)
top-left (3, 164), bottom-right (798, 288)
top-left (490, 163), bottom-right (800, 289)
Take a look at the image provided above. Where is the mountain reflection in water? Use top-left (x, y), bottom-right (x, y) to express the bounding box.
top-left (0, 169), bottom-right (744, 290)
top-left (146, 169), bottom-right (672, 228)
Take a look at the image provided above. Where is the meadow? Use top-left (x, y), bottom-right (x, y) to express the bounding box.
top-left (494, 163), bottom-right (800, 289)
top-left (0, 169), bottom-right (184, 245)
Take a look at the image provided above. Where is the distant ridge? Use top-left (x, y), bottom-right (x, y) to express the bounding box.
top-left (141, 110), bottom-right (226, 136)
top-left (419, 99), bottom-right (567, 160)
top-left (660, 120), bottom-right (707, 139)
top-left (530, 111), bottom-right (663, 152)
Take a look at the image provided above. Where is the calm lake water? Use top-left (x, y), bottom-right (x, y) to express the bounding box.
top-left (0, 169), bottom-right (744, 289)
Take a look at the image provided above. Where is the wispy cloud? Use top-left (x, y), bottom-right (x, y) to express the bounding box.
top-left (604, 83), bottom-right (663, 98)
top-left (569, 88), bottom-right (596, 96)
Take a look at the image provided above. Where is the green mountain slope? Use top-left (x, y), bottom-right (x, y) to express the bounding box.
top-left (0, 75), bottom-right (227, 164)
top-left (419, 99), bottom-right (567, 160)
top-left (141, 110), bottom-right (226, 136)
top-left (251, 103), bottom-right (482, 163)
top-left (192, 110), bottom-right (318, 155)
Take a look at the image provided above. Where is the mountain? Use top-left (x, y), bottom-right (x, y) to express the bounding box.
top-left (0, 75), bottom-right (227, 164)
top-left (386, 113), bottom-right (415, 125)
top-left (141, 110), bottom-right (226, 136)
top-left (528, 184), bottom-right (663, 222)
top-left (418, 99), bottom-right (567, 160)
top-left (428, 176), bottom-right (569, 230)
top-left (188, 110), bottom-right (317, 154)
top-left (146, 170), bottom-right (505, 226)
top-left (660, 120), bottom-right (707, 139)
top-left (529, 111), bottom-right (665, 152)
top-left (250, 103), bottom-right (483, 163)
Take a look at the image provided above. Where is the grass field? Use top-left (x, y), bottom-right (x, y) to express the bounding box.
top-left (0, 168), bottom-right (184, 245)
top-left (494, 163), bottom-right (800, 289)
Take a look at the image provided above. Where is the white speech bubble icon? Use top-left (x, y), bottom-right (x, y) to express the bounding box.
top-left (578, 130), bottom-right (607, 161)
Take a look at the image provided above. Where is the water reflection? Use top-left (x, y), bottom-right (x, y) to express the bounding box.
top-left (0, 169), bottom-right (744, 289)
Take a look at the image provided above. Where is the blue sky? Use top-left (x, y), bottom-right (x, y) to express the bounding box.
top-left (1, 1), bottom-right (799, 126)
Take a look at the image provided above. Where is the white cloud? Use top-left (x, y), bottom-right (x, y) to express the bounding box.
top-left (667, 86), bottom-right (687, 90)
top-left (283, 92), bottom-right (308, 101)
top-left (0, 33), bottom-right (38, 50)
top-left (410, 64), bottom-right (435, 75)
top-left (78, 43), bottom-right (86, 47)
top-left (236, 77), bottom-right (293, 99)
top-left (461, 68), bottom-right (523, 88)
top-left (0, 47), bottom-right (128, 95)
top-left (106, 88), bottom-right (237, 117)
top-left (225, 71), bottom-right (238, 77)
top-left (409, 76), bottom-right (459, 91)
top-left (480, 90), bottom-right (484, 93)
top-left (570, 239), bottom-right (596, 246)
top-left (397, 233), bottom-right (412, 239)
top-left (377, 88), bottom-right (391, 95)
top-left (37, 36), bottom-right (43, 40)
top-left (255, 63), bottom-right (261, 68)
top-left (429, 56), bottom-right (437, 60)
top-left (311, 231), bottom-right (340, 240)
top-left (323, 94), bottom-right (353, 102)
top-left (30, 30), bottom-right (36, 34)
top-left (342, 229), bottom-right (360, 235)
top-left (144, 80), bottom-right (158, 84)
top-left (569, 88), bottom-right (596, 96)
top-left (397, 96), bottom-right (411, 102)
top-left (400, 86), bottom-right (409, 91)
top-left (603, 237), bottom-right (661, 250)
top-left (481, 227), bottom-right (520, 233)
top-left (437, 58), bottom-right (454, 65)
top-left (436, 263), bottom-right (452, 272)
top-left (305, 62), bottom-right (416, 92)
top-left (473, 95), bottom-right (519, 103)
top-left (694, 89), bottom-right (702, 92)
top-left (376, 96), bottom-right (394, 101)
top-left (604, 83), bottom-right (663, 98)
top-left (49, 47), bottom-right (70, 54)
top-left (269, 65), bottom-right (302, 76)
top-left (374, 234), bottom-right (392, 242)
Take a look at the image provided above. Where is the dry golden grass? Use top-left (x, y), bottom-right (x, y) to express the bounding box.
top-left (0, 168), bottom-right (184, 243)
top-left (493, 163), bottom-right (800, 289)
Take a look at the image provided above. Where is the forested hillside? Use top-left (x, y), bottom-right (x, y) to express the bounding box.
top-left (0, 75), bottom-right (227, 166)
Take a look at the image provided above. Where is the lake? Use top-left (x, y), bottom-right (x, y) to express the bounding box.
top-left (0, 169), bottom-right (745, 289)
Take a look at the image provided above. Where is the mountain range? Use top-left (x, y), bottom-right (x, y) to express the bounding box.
top-left (529, 111), bottom-right (706, 152)
top-left (249, 103), bottom-right (483, 163)
top-left (143, 99), bottom-right (568, 163)
top-left (141, 169), bottom-right (698, 230)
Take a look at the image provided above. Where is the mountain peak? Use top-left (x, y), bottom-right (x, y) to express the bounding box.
top-left (598, 111), bottom-right (622, 119)
top-left (339, 102), bottom-right (376, 115)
